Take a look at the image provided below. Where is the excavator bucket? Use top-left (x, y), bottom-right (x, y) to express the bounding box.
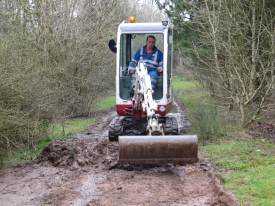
top-left (119, 135), bottom-right (198, 164)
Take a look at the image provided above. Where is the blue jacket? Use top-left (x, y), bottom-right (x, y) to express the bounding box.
top-left (128, 46), bottom-right (163, 78)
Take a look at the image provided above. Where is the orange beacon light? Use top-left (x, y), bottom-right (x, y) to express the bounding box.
top-left (128, 16), bottom-right (136, 23)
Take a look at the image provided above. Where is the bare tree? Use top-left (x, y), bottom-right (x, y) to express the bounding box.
top-left (0, 0), bottom-right (141, 158)
top-left (192, 0), bottom-right (275, 126)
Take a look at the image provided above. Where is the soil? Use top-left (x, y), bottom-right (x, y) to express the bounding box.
top-left (248, 122), bottom-right (275, 142)
top-left (0, 102), bottom-right (239, 206)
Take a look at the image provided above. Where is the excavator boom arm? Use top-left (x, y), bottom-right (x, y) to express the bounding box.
top-left (134, 62), bottom-right (162, 135)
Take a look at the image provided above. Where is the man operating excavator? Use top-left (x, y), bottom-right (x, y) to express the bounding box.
top-left (128, 35), bottom-right (163, 90)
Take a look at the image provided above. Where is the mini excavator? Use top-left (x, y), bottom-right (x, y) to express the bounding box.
top-left (108, 17), bottom-right (198, 164)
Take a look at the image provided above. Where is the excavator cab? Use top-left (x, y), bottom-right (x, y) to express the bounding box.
top-left (108, 19), bottom-right (198, 165)
top-left (109, 20), bottom-right (173, 117)
top-left (119, 33), bottom-right (164, 100)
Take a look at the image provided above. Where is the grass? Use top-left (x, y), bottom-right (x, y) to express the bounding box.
top-left (173, 76), bottom-right (211, 112)
top-left (173, 76), bottom-right (275, 206)
top-left (173, 76), bottom-right (233, 142)
top-left (202, 139), bottom-right (275, 206)
top-left (95, 96), bottom-right (115, 111)
top-left (2, 95), bottom-right (115, 167)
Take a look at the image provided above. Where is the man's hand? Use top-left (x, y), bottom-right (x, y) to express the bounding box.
top-left (157, 67), bottom-right (163, 73)
top-left (128, 69), bottom-right (136, 75)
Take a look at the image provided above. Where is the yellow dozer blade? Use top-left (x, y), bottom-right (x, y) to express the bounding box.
top-left (119, 135), bottom-right (198, 164)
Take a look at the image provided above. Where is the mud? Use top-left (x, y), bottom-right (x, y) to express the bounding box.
top-left (0, 103), bottom-right (239, 206)
top-left (38, 139), bottom-right (118, 169)
top-left (89, 164), bottom-right (238, 206)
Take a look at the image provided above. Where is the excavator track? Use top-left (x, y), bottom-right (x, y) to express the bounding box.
top-left (108, 115), bottom-right (180, 141)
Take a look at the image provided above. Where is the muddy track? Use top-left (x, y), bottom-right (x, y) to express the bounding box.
top-left (0, 102), bottom-right (239, 206)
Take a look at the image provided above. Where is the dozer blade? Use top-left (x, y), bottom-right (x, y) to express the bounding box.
top-left (119, 135), bottom-right (198, 164)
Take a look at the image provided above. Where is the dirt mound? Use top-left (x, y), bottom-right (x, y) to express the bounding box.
top-left (248, 122), bottom-right (275, 141)
top-left (38, 139), bottom-right (119, 169)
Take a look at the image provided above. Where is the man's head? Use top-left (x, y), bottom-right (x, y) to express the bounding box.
top-left (146, 35), bottom-right (156, 51)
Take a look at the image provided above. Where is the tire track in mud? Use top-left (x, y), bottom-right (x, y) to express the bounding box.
top-left (0, 103), bottom-right (239, 206)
